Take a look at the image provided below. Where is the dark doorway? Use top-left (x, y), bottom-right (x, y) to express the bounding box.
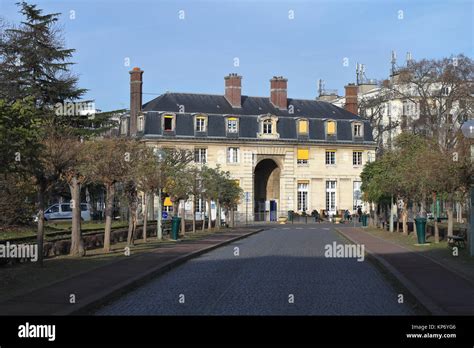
top-left (254, 159), bottom-right (280, 221)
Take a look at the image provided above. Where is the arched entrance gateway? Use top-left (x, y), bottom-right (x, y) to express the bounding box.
top-left (254, 159), bottom-right (280, 221)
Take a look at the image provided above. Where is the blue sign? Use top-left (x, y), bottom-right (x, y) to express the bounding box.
top-left (162, 211), bottom-right (168, 219)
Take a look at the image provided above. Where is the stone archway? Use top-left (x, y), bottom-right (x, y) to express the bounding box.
top-left (254, 159), bottom-right (280, 221)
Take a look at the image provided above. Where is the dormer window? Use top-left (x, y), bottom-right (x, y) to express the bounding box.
top-left (297, 119), bottom-right (309, 135)
top-left (263, 119), bottom-right (272, 134)
top-left (163, 114), bottom-right (175, 132)
top-left (120, 119), bottom-right (128, 135)
top-left (195, 114), bottom-right (207, 132)
top-left (137, 115), bottom-right (144, 132)
top-left (353, 122), bottom-right (362, 137)
top-left (326, 120), bottom-right (336, 136)
top-left (226, 117), bottom-right (239, 134)
top-left (257, 115), bottom-right (279, 139)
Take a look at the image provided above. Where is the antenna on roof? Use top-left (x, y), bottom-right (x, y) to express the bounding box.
top-left (356, 63), bottom-right (360, 85)
top-left (356, 63), bottom-right (369, 85)
top-left (406, 52), bottom-right (413, 66)
top-left (318, 79), bottom-right (324, 97)
top-left (391, 50), bottom-right (397, 75)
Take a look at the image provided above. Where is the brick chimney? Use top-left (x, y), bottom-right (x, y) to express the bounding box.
top-left (129, 67), bottom-right (143, 136)
top-left (224, 73), bottom-right (242, 108)
top-left (270, 76), bottom-right (287, 109)
top-left (344, 83), bottom-right (358, 115)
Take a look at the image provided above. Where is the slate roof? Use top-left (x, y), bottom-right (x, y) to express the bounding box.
top-left (140, 92), bottom-right (375, 143)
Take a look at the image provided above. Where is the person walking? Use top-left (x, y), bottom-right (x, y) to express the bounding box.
top-left (357, 206), bottom-right (363, 222)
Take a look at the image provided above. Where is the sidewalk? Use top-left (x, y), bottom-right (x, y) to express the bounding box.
top-left (337, 227), bottom-right (474, 315)
top-left (0, 227), bottom-right (262, 316)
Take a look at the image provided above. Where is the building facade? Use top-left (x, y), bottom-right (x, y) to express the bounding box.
top-left (122, 68), bottom-right (376, 221)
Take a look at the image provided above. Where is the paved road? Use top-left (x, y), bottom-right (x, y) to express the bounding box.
top-left (95, 224), bottom-right (414, 315)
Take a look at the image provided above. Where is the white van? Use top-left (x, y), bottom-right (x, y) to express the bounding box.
top-left (38, 203), bottom-right (92, 221)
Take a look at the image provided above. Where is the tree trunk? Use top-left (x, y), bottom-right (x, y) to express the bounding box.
top-left (215, 200), bottom-right (220, 231)
top-left (36, 183), bottom-right (46, 266)
top-left (447, 200), bottom-right (454, 237)
top-left (126, 206), bottom-right (136, 246)
top-left (373, 203), bottom-right (379, 228)
top-left (69, 176), bottom-right (85, 256)
top-left (207, 199), bottom-right (212, 230)
top-left (389, 196), bottom-right (394, 233)
top-left (192, 195), bottom-right (196, 233)
top-left (156, 190), bottom-right (163, 240)
top-left (413, 201), bottom-right (418, 236)
top-left (127, 195), bottom-right (137, 246)
top-left (432, 192), bottom-right (439, 243)
top-left (142, 193), bottom-right (148, 242)
top-left (201, 197), bottom-right (206, 232)
top-left (231, 208), bottom-right (235, 228)
top-left (104, 183), bottom-right (115, 252)
top-left (180, 199), bottom-right (186, 236)
top-left (434, 219), bottom-right (439, 243)
top-left (402, 201), bottom-right (408, 236)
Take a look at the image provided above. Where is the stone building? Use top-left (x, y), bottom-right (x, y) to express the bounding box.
top-left (121, 68), bottom-right (376, 221)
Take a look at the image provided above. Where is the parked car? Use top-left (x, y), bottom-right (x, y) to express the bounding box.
top-left (34, 203), bottom-right (92, 222)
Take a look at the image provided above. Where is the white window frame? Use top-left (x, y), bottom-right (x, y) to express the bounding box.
top-left (263, 119), bottom-right (272, 134)
top-left (353, 181), bottom-right (362, 211)
top-left (121, 119), bottom-right (127, 135)
top-left (227, 147), bottom-right (239, 163)
top-left (325, 151), bottom-right (336, 165)
top-left (194, 148), bottom-right (207, 164)
top-left (326, 180), bottom-right (336, 214)
top-left (297, 183), bottom-right (309, 212)
top-left (196, 117), bottom-right (206, 132)
top-left (227, 118), bottom-right (238, 133)
top-left (353, 151), bottom-right (362, 166)
top-left (138, 115), bottom-right (144, 132)
top-left (353, 123), bottom-right (362, 137)
top-left (163, 114), bottom-right (175, 132)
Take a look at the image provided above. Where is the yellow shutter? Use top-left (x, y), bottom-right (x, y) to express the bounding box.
top-left (164, 115), bottom-right (173, 119)
top-left (298, 120), bottom-right (308, 133)
top-left (327, 121), bottom-right (336, 134)
top-left (228, 117), bottom-right (237, 121)
top-left (297, 148), bottom-right (309, 160)
top-left (163, 197), bottom-right (173, 207)
top-left (297, 180), bottom-right (310, 184)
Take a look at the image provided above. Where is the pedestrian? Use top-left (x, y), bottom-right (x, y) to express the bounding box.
top-left (357, 206), bottom-right (362, 222)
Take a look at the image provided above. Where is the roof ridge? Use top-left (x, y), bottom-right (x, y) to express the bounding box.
top-left (148, 91), bottom-right (336, 104)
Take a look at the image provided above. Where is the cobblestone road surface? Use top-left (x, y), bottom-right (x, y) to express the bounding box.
top-left (96, 224), bottom-right (413, 315)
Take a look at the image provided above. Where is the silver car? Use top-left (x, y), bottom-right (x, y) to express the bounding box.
top-left (40, 203), bottom-right (92, 221)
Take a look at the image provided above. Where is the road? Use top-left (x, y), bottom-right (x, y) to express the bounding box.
top-left (95, 223), bottom-right (414, 315)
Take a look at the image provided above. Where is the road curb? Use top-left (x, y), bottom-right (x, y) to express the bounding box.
top-left (335, 227), bottom-right (447, 315)
top-left (55, 228), bottom-right (264, 315)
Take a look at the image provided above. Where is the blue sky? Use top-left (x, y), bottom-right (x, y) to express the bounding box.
top-left (1, 0), bottom-right (473, 111)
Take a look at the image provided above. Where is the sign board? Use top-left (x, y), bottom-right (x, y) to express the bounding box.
top-left (162, 211), bottom-right (168, 219)
top-left (245, 192), bottom-right (250, 203)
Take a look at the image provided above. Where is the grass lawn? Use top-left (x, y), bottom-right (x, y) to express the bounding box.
top-left (364, 227), bottom-right (474, 283)
top-left (0, 227), bottom-right (230, 303)
top-left (0, 221), bottom-right (129, 242)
